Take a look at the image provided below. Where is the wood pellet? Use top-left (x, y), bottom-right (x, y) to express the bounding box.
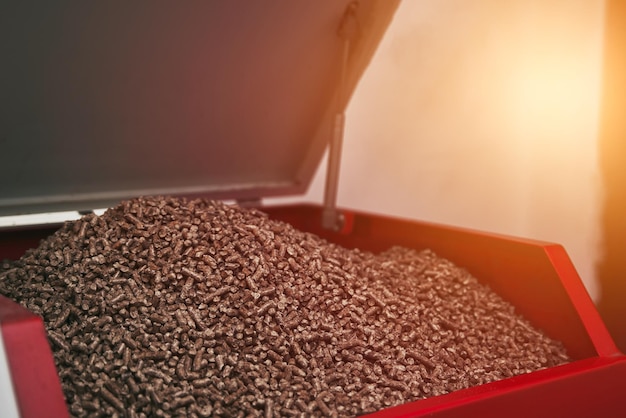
top-left (0, 197), bottom-right (569, 417)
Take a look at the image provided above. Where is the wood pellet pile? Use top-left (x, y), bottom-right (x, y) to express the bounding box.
top-left (0, 197), bottom-right (569, 417)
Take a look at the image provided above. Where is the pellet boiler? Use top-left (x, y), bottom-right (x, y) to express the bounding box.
top-left (1, 1), bottom-right (625, 417)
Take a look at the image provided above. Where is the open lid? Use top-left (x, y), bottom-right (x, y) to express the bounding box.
top-left (0, 1), bottom-right (398, 216)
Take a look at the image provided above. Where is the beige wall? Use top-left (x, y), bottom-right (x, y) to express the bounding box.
top-left (270, 0), bottom-right (605, 300)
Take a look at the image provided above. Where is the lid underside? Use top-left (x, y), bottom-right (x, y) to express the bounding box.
top-left (0, 1), bottom-right (398, 215)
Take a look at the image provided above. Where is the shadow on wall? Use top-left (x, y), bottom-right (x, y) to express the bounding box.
top-left (597, 0), bottom-right (626, 353)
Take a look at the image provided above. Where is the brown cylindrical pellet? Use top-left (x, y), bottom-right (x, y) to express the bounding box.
top-left (171, 395), bottom-right (195, 410)
top-left (264, 398), bottom-right (274, 418)
top-left (99, 386), bottom-right (124, 412)
top-left (407, 351), bottom-right (436, 370)
top-left (48, 331), bottom-right (69, 352)
top-left (181, 267), bottom-right (203, 282)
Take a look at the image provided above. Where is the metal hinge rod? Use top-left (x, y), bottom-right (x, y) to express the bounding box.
top-left (322, 2), bottom-right (359, 231)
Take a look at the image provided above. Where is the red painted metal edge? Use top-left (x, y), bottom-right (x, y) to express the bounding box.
top-left (543, 245), bottom-right (621, 357)
top-left (365, 356), bottom-right (626, 417)
top-left (0, 295), bottom-right (69, 418)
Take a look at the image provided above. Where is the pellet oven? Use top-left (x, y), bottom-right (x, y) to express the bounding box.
top-left (1, 1), bottom-right (625, 417)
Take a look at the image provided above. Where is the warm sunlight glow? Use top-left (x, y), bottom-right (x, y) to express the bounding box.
top-left (509, 51), bottom-right (599, 152)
